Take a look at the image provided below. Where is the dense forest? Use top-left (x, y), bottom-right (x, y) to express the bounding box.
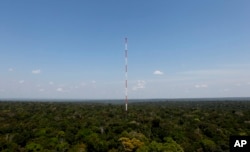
top-left (0, 100), bottom-right (250, 152)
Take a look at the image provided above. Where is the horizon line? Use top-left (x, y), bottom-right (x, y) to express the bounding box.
top-left (1, 97), bottom-right (250, 102)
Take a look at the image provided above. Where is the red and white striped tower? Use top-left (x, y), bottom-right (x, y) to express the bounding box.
top-left (125, 38), bottom-right (128, 112)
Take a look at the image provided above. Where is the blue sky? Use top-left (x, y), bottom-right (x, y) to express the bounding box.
top-left (0, 0), bottom-right (250, 99)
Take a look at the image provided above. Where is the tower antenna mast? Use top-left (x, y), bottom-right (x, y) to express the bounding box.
top-left (125, 38), bottom-right (128, 112)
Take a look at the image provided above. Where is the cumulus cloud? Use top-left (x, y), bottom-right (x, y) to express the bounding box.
top-left (56, 87), bottom-right (69, 93)
top-left (194, 84), bottom-right (208, 88)
top-left (19, 80), bottom-right (24, 84)
top-left (49, 81), bottom-right (54, 85)
top-left (56, 87), bottom-right (63, 92)
top-left (153, 70), bottom-right (164, 75)
top-left (92, 80), bottom-right (96, 84)
top-left (133, 80), bottom-right (146, 91)
top-left (8, 68), bottom-right (13, 72)
top-left (39, 89), bottom-right (45, 92)
top-left (32, 69), bottom-right (41, 74)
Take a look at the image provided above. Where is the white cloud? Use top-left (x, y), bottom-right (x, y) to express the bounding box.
top-left (133, 80), bottom-right (146, 91)
top-left (56, 87), bottom-right (63, 92)
top-left (69, 85), bottom-right (79, 90)
top-left (32, 69), bottom-right (41, 74)
top-left (49, 81), bottom-right (54, 85)
top-left (80, 82), bottom-right (86, 86)
top-left (39, 89), bottom-right (45, 92)
top-left (91, 80), bottom-right (97, 88)
top-left (194, 84), bottom-right (208, 88)
top-left (19, 80), bottom-right (24, 84)
top-left (153, 70), bottom-right (164, 75)
top-left (8, 68), bottom-right (13, 72)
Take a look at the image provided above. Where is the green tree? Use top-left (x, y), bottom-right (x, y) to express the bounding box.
top-left (25, 142), bottom-right (43, 152)
top-left (201, 139), bottom-right (217, 152)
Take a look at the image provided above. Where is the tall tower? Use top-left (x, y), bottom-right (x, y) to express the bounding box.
top-left (125, 38), bottom-right (128, 112)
